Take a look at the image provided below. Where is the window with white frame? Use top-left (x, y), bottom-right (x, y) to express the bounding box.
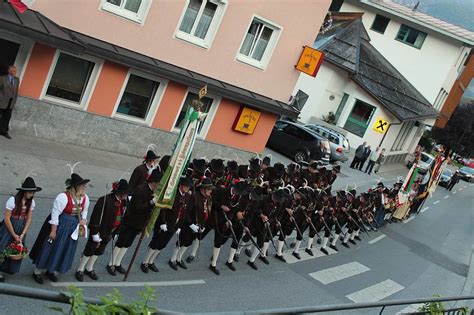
top-left (44, 52), bottom-right (100, 107)
top-left (101, 0), bottom-right (151, 24)
top-left (113, 71), bottom-right (166, 124)
top-left (176, 0), bottom-right (226, 48)
top-left (237, 16), bottom-right (281, 69)
top-left (174, 91), bottom-right (218, 136)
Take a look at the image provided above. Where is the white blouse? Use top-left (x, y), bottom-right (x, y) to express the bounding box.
top-left (48, 192), bottom-right (89, 225)
top-left (5, 196), bottom-right (36, 211)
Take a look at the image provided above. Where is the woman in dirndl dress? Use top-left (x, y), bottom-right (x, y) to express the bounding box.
top-left (30, 173), bottom-right (90, 284)
top-left (0, 177), bottom-right (41, 282)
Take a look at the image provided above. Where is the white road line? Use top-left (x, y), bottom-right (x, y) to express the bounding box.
top-left (464, 185), bottom-right (468, 188)
top-left (309, 262), bottom-right (370, 285)
top-left (283, 245), bottom-right (337, 264)
top-left (403, 216), bottom-right (415, 224)
top-left (420, 207), bottom-right (429, 213)
top-left (458, 188), bottom-right (463, 191)
top-left (397, 303), bottom-right (424, 314)
top-left (443, 195), bottom-right (450, 199)
top-left (453, 191), bottom-right (457, 194)
top-left (369, 234), bottom-right (386, 244)
top-left (51, 280), bottom-right (206, 287)
top-left (433, 200), bottom-right (440, 205)
top-left (346, 279), bottom-right (404, 303)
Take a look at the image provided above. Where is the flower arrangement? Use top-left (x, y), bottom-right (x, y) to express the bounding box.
top-left (0, 242), bottom-right (29, 262)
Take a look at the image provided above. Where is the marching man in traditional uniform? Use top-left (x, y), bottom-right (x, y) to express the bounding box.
top-left (107, 169), bottom-right (161, 275)
top-left (75, 179), bottom-right (129, 281)
top-left (0, 177), bottom-right (41, 282)
top-left (140, 176), bottom-right (193, 273)
top-left (128, 150), bottom-right (159, 194)
top-left (169, 177), bottom-right (214, 270)
top-left (30, 173), bottom-right (90, 284)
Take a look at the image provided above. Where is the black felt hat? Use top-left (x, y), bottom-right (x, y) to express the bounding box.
top-left (273, 162), bottom-right (285, 176)
top-left (179, 176), bottom-right (193, 187)
top-left (17, 177), bottom-right (42, 192)
top-left (66, 173), bottom-right (90, 188)
top-left (272, 188), bottom-right (290, 202)
top-left (249, 158), bottom-right (261, 173)
top-left (197, 177), bottom-right (215, 189)
top-left (226, 160), bottom-right (239, 173)
top-left (231, 181), bottom-right (249, 195)
top-left (210, 159), bottom-right (225, 173)
top-left (192, 158), bottom-right (207, 174)
top-left (112, 179), bottom-right (129, 193)
top-left (250, 186), bottom-right (264, 201)
top-left (262, 155), bottom-right (271, 166)
top-left (144, 150), bottom-right (159, 161)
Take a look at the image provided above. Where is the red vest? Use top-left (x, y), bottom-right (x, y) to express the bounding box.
top-left (63, 192), bottom-right (86, 216)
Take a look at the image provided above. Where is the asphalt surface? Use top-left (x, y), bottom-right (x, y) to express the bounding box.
top-left (0, 135), bottom-right (472, 314)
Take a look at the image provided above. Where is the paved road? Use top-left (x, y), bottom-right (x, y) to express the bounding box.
top-left (0, 135), bottom-right (472, 314)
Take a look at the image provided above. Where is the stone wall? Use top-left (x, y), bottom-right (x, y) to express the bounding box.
top-left (10, 97), bottom-right (255, 161)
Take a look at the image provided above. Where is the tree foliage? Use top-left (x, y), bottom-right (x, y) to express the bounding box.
top-left (431, 100), bottom-right (474, 157)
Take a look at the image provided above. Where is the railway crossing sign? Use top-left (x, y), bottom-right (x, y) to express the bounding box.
top-left (373, 117), bottom-right (389, 133)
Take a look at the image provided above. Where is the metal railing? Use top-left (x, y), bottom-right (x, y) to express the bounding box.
top-left (0, 283), bottom-right (473, 314)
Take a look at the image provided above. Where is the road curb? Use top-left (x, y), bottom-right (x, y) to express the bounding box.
top-left (457, 244), bottom-right (474, 307)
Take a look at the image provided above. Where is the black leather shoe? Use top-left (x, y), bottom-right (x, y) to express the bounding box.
top-left (245, 248), bottom-right (252, 257)
top-left (0, 274), bottom-right (4, 283)
top-left (85, 270), bottom-right (98, 280)
top-left (292, 252), bottom-right (301, 260)
top-left (290, 242), bottom-right (296, 248)
top-left (2, 132), bottom-right (11, 140)
top-left (115, 265), bottom-right (126, 274)
top-left (186, 255), bottom-right (195, 264)
top-left (320, 248), bottom-right (329, 255)
top-left (168, 260), bottom-right (178, 271)
top-left (140, 263), bottom-right (149, 273)
top-left (148, 263), bottom-right (159, 272)
top-left (209, 265), bottom-right (220, 275)
top-left (234, 253), bottom-right (239, 262)
top-left (329, 244), bottom-right (339, 252)
top-left (258, 255), bottom-right (269, 265)
top-left (317, 238), bottom-right (321, 245)
top-left (342, 242), bottom-right (350, 249)
top-left (75, 271), bottom-right (84, 282)
top-left (349, 239), bottom-right (357, 245)
top-left (274, 254), bottom-right (287, 263)
top-left (32, 273), bottom-right (44, 284)
top-left (225, 261), bottom-right (236, 271)
top-left (177, 260), bottom-right (187, 269)
top-left (45, 271), bottom-right (58, 282)
top-left (305, 248), bottom-right (314, 256)
top-left (247, 261), bottom-right (258, 270)
top-left (355, 235), bottom-right (362, 241)
top-left (106, 265), bottom-right (116, 276)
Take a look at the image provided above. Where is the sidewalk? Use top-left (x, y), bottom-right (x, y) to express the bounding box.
top-left (0, 135), bottom-right (409, 199)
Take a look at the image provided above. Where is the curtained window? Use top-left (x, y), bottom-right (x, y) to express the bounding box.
top-left (116, 74), bottom-right (159, 120)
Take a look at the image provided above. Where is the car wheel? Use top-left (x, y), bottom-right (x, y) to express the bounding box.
top-left (294, 151), bottom-right (307, 163)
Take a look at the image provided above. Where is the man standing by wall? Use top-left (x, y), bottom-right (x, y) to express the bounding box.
top-left (365, 147), bottom-right (380, 175)
top-left (350, 142), bottom-right (366, 169)
top-left (0, 65), bottom-right (19, 139)
top-left (359, 145), bottom-right (371, 171)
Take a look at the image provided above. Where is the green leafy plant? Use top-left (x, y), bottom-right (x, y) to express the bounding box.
top-left (48, 285), bottom-right (158, 315)
top-left (417, 295), bottom-right (469, 315)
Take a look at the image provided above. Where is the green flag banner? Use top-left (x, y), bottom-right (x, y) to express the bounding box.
top-left (145, 106), bottom-right (202, 236)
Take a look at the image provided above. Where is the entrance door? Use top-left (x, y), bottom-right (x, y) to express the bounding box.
top-left (0, 38), bottom-right (20, 75)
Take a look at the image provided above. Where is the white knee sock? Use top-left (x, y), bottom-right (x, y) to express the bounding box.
top-left (350, 231), bottom-right (357, 241)
top-left (109, 246), bottom-right (121, 266)
top-left (277, 240), bottom-right (284, 256)
top-left (307, 237), bottom-right (314, 249)
top-left (143, 248), bottom-right (156, 265)
top-left (227, 248), bottom-right (237, 263)
top-left (177, 246), bottom-right (188, 262)
top-left (170, 246), bottom-right (179, 262)
top-left (261, 242), bottom-right (270, 257)
top-left (321, 237), bottom-right (328, 249)
top-left (85, 255), bottom-right (99, 272)
top-left (115, 247), bottom-right (128, 266)
top-left (331, 234), bottom-right (339, 246)
top-left (150, 249), bottom-right (161, 264)
top-left (249, 246), bottom-right (260, 262)
top-left (211, 247), bottom-right (220, 267)
top-left (190, 239), bottom-right (199, 257)
top-left (343, 233), bottom-right (350, 243)
top-left (77, 255), bottom-right (90, 272)
top-left (294, 240), bottom-right (301, 253)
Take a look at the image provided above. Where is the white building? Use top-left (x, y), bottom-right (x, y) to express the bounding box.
top-left (294, 1), bottom-right (474, 165)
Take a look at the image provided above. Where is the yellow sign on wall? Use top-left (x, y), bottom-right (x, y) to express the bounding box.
top-left (373, 117), bottom-right (389, 133)
top-left (233, 107), bottom-right (261, 135)
top-left (295, 46), bottom-right (325, 77)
